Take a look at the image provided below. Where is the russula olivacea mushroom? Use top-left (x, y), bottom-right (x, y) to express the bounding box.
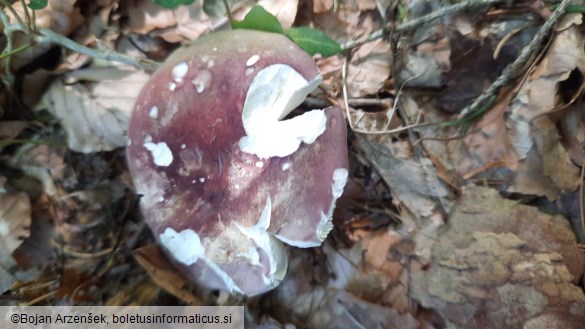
top-left (127, 30), bottom-right (349, 296)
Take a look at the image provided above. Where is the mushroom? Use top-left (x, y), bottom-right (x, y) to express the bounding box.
top-left (127, 30), bottom-right (348, 296)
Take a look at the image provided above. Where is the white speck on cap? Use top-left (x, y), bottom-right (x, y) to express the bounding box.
top-left (144, 142), bottom-right (173, 167)
top-left (281, 162), bottom-right (290, 171)
top-left (159, 228), bottom-right (204, 266)
top-left (192, 70), bottom-right (212, 94)
top-left (172, 62), bottom-right (189, 82)
top-left (199, 177), bottom-right (206, 183)
top-left (332, 168), bottom-right (349, 198)
top-left (149, 106), bottom-right (159, 119)
top-left (246, 55), bottom-right (260, 66)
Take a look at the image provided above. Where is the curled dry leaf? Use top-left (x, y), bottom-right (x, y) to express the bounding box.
top-left (0, 192), bottom-right (31, 253)
top-left (506, 26), bottom-right (584, 197)
top-left (0, 192), bottom-right (32, 292)
top-left (347, 39), bottom-right (392, 97)
top-left (126, 0), bottom-right (223, 43)
top-left (41, 68), bottom-right (150, 153)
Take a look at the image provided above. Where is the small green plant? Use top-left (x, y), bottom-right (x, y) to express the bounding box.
top-left (232, 5), bottom-right (341, 57)
top-left (152, 0), bottom-right (195, 9)
top-left (150, 1), bottom-right (341, 57)
top-left (26, 0), bottom-right (48, 10)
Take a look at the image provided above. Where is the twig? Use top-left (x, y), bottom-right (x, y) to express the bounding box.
top-left (36, 27), bottom-right (160, 71)
top-left (222, 0), bottom-right (234, 25)
top-left (0, 6), bottom-right (16, 84)
top-left (458, 0), bottom-right (571, 118)
top-left (19, 0), bottom-right (31, 33)
top-left (342, 0), bottom-right (507, 50)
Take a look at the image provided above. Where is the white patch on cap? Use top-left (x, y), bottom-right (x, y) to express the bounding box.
top-left (276, 168), bottom-right (348, 246)
top-left (332, 168), bottom-right (349, 198)
top-left (316, 168), bottom-right (349, 239)
top-left (245, 67), bottom-right (254, 76)
top-left (159, 228), bottom-right (204, 266)
top-left (255, 161), bottom-right (264, 168)
top-left (168, 82), bottom-right (176, 91)
top-left (234, 197), bottom-right (287, 285)
top-left (246, 55), bottom-right (260, 66)
top-left (192, 70), bottom-right (212, 94)
top-left (238, 64), bottom-right (325, 158)
top-left (199, 177), bottom-right (205, 183)
top-left (144, 142), bottom-right (173, 166)
top-left (281, 162), bottom-right (290, 171)
top-left (172, 62), bottom-right (189, 82)
top-left (149, 106), bottom-right (159, 119)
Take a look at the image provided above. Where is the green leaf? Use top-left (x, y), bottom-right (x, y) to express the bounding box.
top-left (27, 0), bottom-right (48, 10)
top-left (231, 5), bottom-right (283, 34)
top-left (284, 27), bottom-right (341, 57)
top-left (152, 0), bottom-right (195, 9)
top-left (203, 0), bottom-right (226, 18)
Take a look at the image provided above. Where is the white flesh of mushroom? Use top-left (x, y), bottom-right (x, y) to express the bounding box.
top-left (144, 142), bottom-right (173, 166)
top-left (239, 64), bottom-right (325, 158)
top-left (160, 197), bottom-right (287, 294)
top-left (160, 227), bottom-right (244, 294)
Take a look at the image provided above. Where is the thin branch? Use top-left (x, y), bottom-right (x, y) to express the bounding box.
top-left (458, 0), bottom-right (571, 118)
top-left (342, 0), bottom-right (507, 50)
top-left (19, 0), bottom-right (31, 34)
top-left (0, 0), bottom-right (25, 26)
top-left (0, 6), bottom-right (16, 84)
top-left (222, 0), bottom-right (234, 25)
top-left (36, 27), bottom-right (160, 71)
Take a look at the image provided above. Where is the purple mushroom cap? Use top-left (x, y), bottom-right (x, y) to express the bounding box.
top-left (127, 30), bottom-right (349, 296)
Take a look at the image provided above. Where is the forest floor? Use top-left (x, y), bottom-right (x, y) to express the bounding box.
top-left (1, 0), bottom-right (585, 328)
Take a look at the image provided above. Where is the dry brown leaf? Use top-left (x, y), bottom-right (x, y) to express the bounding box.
top-left (258, 0), bottom-right (298, 28)
top-left (8, 145), bottom-right (66, 196)
top-left (347, 39), bottom-right (392, 97)
top-left (313, 0), bottom-right (334, 13)
top-left (412, 186), bottom-right (585, 328)
top-left (0, 192), bottom-right (32, 292)
top-left (127, 0), bottom-right (230, 44)
top-left (41, 68), bottom-right (150, 153)
top-left (133, 244), bottom-right (202, 306)
top-left (0, 192), bottom-right (32, 253)
top-left (126, 0), bottom-right (178, 35)
top-left (506, 26), bottom-right (584, 197)
top-left (455, 88), bottom-right (519, 178)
